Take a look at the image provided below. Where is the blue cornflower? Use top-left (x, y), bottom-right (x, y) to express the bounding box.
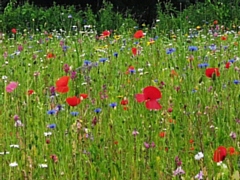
top-left (71, 112), bottom-right (79, 116)
top-left (109, 103), bottom-right (117, 108)
top-left (166, 48), bottom-right (176, 54)
top-left (99, 58), bottom-right (108, 63)
top-left (192, 89), bottom-right (197, 93)
top-left (84, 60), bottom-right (91, 66)
top-left (188, 46), bottom-right (198, 51)
top-left (47, 124), bottom-right (56, 129)
top-left (94, 108), bottom-right (102, 113)
top-left (129, 69), bottom-right (136, 74)
top-left (198, 63), bottom-right (208, 68)
top-left (47, 110), bottom-right (57, 115)
top-left (113, 52), bottom-right (118, 58)
top-left (62, 45), bottom-right (69, 52)
top-left (134, 42), bottom-right (139, 45)
top-left (55, 105), bottom-right (63, 111)
top-left (209, 44), bottom-right (217, 51)
top-left (154, 36), bottom-right (159, 40)
top-left (229, 59), bottom-right (235, 63)
top-left (234, 80), bottom-right (240, 84)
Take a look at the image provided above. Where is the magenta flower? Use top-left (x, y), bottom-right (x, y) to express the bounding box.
top-left (144, 142), bottom-right (150, 149)
top-left (132, 129), bottom-right (139, 136)
top-left (6, 82), bottom-right (18, 93)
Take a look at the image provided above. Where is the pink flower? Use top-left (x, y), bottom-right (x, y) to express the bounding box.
top-left (6, 82), bottom-right (18, 93)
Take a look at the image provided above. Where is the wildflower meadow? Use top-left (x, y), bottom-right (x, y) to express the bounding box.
top-left (1, 0), bottom-right (240, 179)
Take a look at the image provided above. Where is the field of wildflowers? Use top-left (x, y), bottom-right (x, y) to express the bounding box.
top-left (1, 1), bottom-right (240, 180)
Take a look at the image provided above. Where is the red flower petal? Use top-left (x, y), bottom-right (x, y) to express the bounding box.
top-left (228, 147), bottom-right (236, 155)
top-left (80, 93), bottom-right (88, 99)
top-left (134, 30), bottom-right (144, 39)
top-left (145, 100), bottom-right (162, 110)
top-left (213, 146), bottom-right (227, 162)
top-left (56, 86), bottom-right (69, 93)
top-left (28, 89), bottom-right (34, 95)
top-left (66, 96), bottom-right (81, 106)
top-left (143, 86), bottom-right (162, 100)
top-left (56, 76), bottom-right (70, 87)
top-left (132, 47), bottom-right (137, 56)
top-left (102, 30), bottom-right (110, 37)
top-left (205, 68), bottom-right (220, 78)
top-left (121, 99), bottom-right (128, 105)
top-left (11, 28), bottom-right (17, 34)
top-left (225, 62), bottom-right (230, 69)
top-left (135, 93), bottom-right (145, 102)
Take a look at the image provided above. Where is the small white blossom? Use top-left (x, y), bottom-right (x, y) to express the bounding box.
top-left (9, 162), bottom-right (18, 167)
top-left (39, 164), bottom-right (48, 168)
top-left (10, 144), bottom-right (19, 148)
top-left (194, 152), bottom-right (204, 160)
top-left (44, 132), bottom-right (52, 137)
top-left (0, 151), bottom-right (9, 155)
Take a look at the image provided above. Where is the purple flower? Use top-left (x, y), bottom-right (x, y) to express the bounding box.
top-left (173, 166), bottom-right (185, 176)
top-left (49, 86), bottom-right (56, 96)
top-left (132, 129), bottom-right (139, 136)
top-left (151, 142), bottom-right (156, 148)
top-left (70, 71), bottom-right (77, 80)
top-left (195, 170), bottom-right (203, 179)
top-left (13, 115), bottom-right (20, 121)
top-left (18, 45), bottom-right (23, 52)
top-left (144, 142), bottom-right (150, 149)
top-left (63, 64), bottom-right (70, 73)
top-left (230, 132), bottom-right (237, 140)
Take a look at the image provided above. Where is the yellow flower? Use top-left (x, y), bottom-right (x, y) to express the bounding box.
top-left (171, 34), bottom-right (177, 39)
top-left (196, 26), bottom-right (201, 30)
top-left (114, 35), bottom-right (121, 40)
top-left (142, 23), bottom-right (146, 27)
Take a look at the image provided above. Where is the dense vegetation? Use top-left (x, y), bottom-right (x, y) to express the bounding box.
top-left (0, 0), bottom-right (240, 179)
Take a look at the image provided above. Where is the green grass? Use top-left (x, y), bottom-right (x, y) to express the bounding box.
top-left (0, 22), bottom-right (240, 180)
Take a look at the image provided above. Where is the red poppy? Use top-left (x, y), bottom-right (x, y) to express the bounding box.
top-left (102, 30), bottom-right (110, 37)
top-left (27, 89), bottom-right (34, 95)
top-left (132, 47), bottom-right (137, 56)
top-left (189, 139), bottom-right (194, 144)
top-left (80, 93), bottom-right (88, 99)
top-left (213, 20), bottom-right (218, 25)
top-left (135, 86), bottom-right (162, 110)
top-left (66, 96), bottom-right (81, 106)
top-left (11, 28), bottom-right (17, 34)
top-left (56, 76), bottom-right (70, 93)
top-left (221, 36), bottom-right (227, 41)
top-left (225, 62), bottom-right (230, 69)
top-left (47, 53), bottom-right (55, 59)
top-left (159, 132), bottom-right (166, 138)
top-left (205, 68), bottom-right (220, 78)
top-left (134, 30), bottom-right (144, 39)
top-left (228, 147), bottom-right (236, 155)
top-left (121, 98), bottom-right (128, 105)
top-left (213, 146), bottom-right (227, 162)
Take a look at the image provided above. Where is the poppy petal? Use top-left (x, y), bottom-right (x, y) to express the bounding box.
top-left (56, 76), bottom-right (70, 87)
top-left (134, 30), bottom-right (144, 39)
top-left (145, 100), bottom-right (162, 110)
top-left (205, 68), bottom-right (220, 78)
top-left (80, 93), bottom-right (88, 99)
top-left (56, 86), bottom-right (69, 93)
top-left (66, 96), bottom-right (81, 106)
top-left (143, 86), bottom-right (162, 100)
top-left (132, 48), bottom-right (137, 56)
top-left (135, 93), bottom-right (145, 102)
top-left (213, 146), bottom-right (227, 162)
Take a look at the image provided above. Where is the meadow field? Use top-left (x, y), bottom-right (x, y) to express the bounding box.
top-left (0, 2), bottom-right (240, 179)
